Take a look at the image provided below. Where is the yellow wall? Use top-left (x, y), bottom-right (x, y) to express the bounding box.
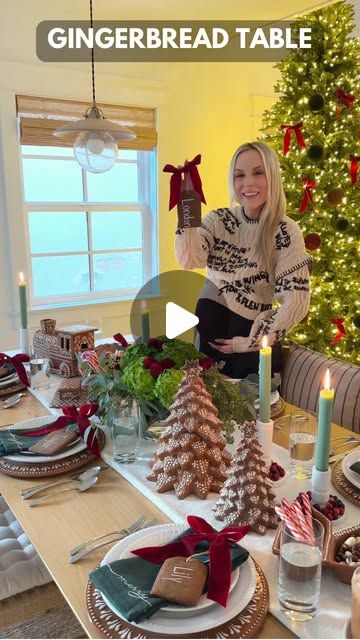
top-left (0, 56), bottom-right (279, 349)
top-left (158, 62), bottom-right (278, 275)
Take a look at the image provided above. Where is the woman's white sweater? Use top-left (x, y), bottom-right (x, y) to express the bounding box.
top-left (175, 206), bottom-right (311, 352)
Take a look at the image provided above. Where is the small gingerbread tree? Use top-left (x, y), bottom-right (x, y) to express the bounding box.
top-left (213, 421), bottom-right (278, 534)
top-left (147, 361), bottom-right (232, 499)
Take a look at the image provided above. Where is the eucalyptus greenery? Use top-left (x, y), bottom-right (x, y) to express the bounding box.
top-left (79, 351), bottom-right (256, 444)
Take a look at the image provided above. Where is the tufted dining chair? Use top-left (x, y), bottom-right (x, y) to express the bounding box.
top-left (281, 342), bottom-right (360, 433)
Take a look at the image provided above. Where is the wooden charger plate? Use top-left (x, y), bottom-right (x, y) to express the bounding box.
top-left (86, 558), bottom-right (269, 639)
top-left (0, 429), bottom-right (105, 478)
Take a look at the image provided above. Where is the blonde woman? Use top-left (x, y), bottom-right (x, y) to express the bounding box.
top-left (175, 141), bottom-right (311, 378)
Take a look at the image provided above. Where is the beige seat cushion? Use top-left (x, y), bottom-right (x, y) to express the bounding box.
top-left (281, 343), bottom-right (360, 433)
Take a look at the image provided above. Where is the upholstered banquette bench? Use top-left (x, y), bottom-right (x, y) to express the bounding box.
top-left (281, 343), bottom-right (360, 433)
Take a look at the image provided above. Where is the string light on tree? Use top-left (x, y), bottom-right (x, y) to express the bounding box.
top-left (262, 1), bottom-right (360, 365)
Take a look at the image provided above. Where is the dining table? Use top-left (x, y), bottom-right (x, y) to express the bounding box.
top-left (0, 389), bottom-right (359, 639)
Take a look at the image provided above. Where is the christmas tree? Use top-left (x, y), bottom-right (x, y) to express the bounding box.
top-left (147, 362), bottom-right (232, 499)
top-left (262, 1), bottom-right (360, 364)
top-left (214, 421), bottom-right (278, 535)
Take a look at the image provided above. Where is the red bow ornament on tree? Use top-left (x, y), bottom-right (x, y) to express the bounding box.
top-left (299, 178), bottom-right (316, 213)
top-left (349, 155), bottom-right (360, 185)
top-left (330, 317), bottom-right (347, 345)
top-left (280, 122), bottom-right (306, 156)
top-left (336, 87), bottom-right (355, 118)
top-left (0, 352), bottom-right (30, 387)
top-left (132, 515), bottom-right (251, 607)
top-left (163, 154), bottom-right (206, 211)
top-left (25, 404), bottom-right (100, 455)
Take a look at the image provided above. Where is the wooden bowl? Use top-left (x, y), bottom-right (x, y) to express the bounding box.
top-left (328, 524), bottom-right (360, 585)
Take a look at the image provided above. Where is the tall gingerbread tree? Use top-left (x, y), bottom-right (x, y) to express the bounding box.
top-left (262, 1), bottom-right (360, 365)
top-left (213, 421), bottom-right (278, 534)
top-left (147, 362), bottom-right (232, 499)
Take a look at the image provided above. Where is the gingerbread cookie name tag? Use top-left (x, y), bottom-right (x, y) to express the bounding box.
top-left (29, 429), bottom-right (77, 455)
top-left (177, 190), bottom-right (202, 229)
top-left (150, 556), bottom-right (207, 606)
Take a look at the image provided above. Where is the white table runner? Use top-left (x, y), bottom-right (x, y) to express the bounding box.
top-left (101, 435), bottom-right (355, 640)
top-left (28, 383), bottom-right (355, 639)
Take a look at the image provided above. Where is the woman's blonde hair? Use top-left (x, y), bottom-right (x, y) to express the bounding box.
top-left (228, 141), bottom-right (287, 274)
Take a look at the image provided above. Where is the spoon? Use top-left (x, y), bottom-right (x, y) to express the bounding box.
top-left (1, 393), bottom-right (25, 408)
top-left (21, 465), bottom-right (105, 499)
top-left (27, 476), bottom-right (98, 507)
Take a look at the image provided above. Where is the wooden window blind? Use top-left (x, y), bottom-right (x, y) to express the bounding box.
top-left (16, 95), bottom-right (157, 150)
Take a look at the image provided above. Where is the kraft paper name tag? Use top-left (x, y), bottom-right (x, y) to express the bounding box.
top-left (177, 190), bottom-right (202, 228)
top-left (150, 556), bottom-right (207, 606)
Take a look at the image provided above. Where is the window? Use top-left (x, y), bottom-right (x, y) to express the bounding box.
top-left (20, 144), bottom-right (157, 306)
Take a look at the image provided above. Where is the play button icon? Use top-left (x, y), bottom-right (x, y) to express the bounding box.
top-left (129, 269), bottom-right (227, 344)
top-left (165, 302), bottom-right (199, 339)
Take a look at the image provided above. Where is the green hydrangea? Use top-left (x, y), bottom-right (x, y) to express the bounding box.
top-left (120, 344), bottom-right (149, 369)
top-left (154, 369), bottom-right (185, 408)
top-left (121, 358), bottom-right (155, 400)
top-left (159, 340), bottom-right (202, 368)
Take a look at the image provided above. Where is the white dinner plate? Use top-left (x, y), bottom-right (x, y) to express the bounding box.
top-left (116, 526), bottom-right (239, 618)
top-left (0, 373), bottom-right (19, 388)
top-left (341, 446), bottom-right (360, 490)
top-left (4, 416), bottom-right (86, 463)
top-left (100, 523), bottom-right (256, 635)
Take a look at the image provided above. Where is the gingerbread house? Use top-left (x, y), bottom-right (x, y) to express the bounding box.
top-left (33, 319), bottom-right (97, 378)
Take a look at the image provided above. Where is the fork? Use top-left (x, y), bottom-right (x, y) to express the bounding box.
top-left (69, 515), bottom-right (161, 563)
top-left (329, 439), bottom-right (360, 457)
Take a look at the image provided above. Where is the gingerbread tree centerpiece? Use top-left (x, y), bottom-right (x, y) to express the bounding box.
top-left (214, 420), bottom-right (278, 534)
top-left (147, 361), bottom-right (232, 500)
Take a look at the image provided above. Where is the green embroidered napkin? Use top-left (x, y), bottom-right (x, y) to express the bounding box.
top-left (0, 420), bottom-right (77, 456)
top-left (90, 529), bottom-right (249, 623)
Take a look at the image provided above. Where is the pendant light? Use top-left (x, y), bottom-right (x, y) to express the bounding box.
top-left (53, 0), bottom-right (135, 173)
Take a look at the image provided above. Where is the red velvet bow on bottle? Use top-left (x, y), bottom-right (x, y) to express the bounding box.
top-left (25, 404), bottom-right (100, 455)
top-left (299, 178), bottom-right (316, 212)
top-left (113, 333), bottom-right (129, 348)
top-left (330, 317), bottom-right (347, 345)
top-left (0, 352), bottom-right (30, 387)
top-left (280, 122), bottom-right (306, 156)
top-left (132, 515), bottom-right (251, 607)
top-left (163, 154), bottom-right (206, 211)
top-left (349, 154), bottom-right (360, 185)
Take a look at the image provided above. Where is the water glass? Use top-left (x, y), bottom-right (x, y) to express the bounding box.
top-left (279, 519), bottom-right (324, 621)
top-left (109, 398), bottom-right (140, 464)
top-left (28, 357), bottom-right (51, 390)
top-left (289, 412), bottom-right (317, 479)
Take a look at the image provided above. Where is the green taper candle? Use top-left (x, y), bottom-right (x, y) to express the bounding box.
top-left (141, 312), bottom-right (150, 344)
top-left (259, 336), bottom-right (271, 423)
top-left (315, 369), bottom-right (334, 472)
top-left (18, 272), bottom-right (28, 329)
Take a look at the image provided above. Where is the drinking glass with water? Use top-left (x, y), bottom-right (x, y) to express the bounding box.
top-left (109, 398), bottom-right (140, 464)
top-left (289, 412), bottom-right (317, 479)
top-left (279, 519), bottom-right (324, 621)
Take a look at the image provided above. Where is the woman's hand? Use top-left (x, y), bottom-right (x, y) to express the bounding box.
top-left (208, 339), bottom-right (235, 354)
top-left (209, 337), bottom-right (260, 353)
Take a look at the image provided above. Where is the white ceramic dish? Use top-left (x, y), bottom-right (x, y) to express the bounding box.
top-left (342, 447), bottom-right (360, 490)
top-left (116, 526), bottom-right (239, 618)
top-left (4, 416), bottom-right (86, 463)
top-left (100, 523), bottom-right (256, 635)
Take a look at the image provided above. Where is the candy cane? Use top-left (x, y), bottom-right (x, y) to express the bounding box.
top-left (293, 500), bottom-right (315, 545)
top-left (299, 493), bottom-right (314, 534)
